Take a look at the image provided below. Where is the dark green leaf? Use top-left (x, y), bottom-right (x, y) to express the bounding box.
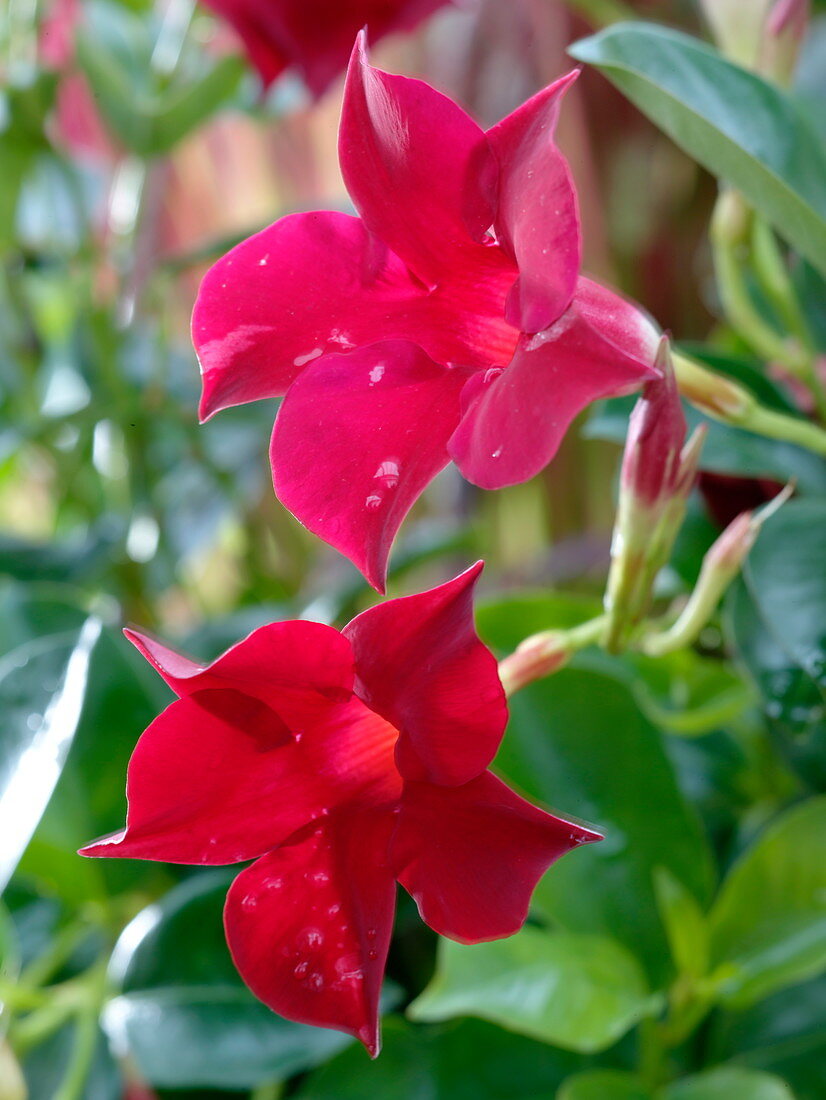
top-left (409, 928), bottom-right (661, 1052)
top-left (558, 1070), bottom-right (654, 1100)
top-left (713, 974), bottom-right (826, 1100)
top-left (569, 23), bottom-right (826, 275)
top-left (481, 602), bottom-right (713, 984)
top-left (297, 1017), bottom-right (582, 1100)
top-left (105, 873), bottom-right (350, 1088)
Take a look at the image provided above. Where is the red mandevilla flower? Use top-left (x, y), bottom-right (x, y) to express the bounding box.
top-left (80, 564), bottom-right (600, 1055)
top-left (199, 0), bottom-right (454, 95)
top-left (193, 35), bottom-right (661, 591)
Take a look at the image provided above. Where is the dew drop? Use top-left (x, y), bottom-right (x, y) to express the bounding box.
top-left (293, 961), bottom-right (309, 978)
top-left (327, 903), bottom-right (341, 916)
top-left (366, 927), bottom-right (377, 939)
top-left (365, 492), bottom-right (383, 510)
top-left (308, 972), bottom-right (324, 991)
top-left (299, 927), bottom-right (325, 949)
top-left (265, 876), bottom-right (284, 891)
top-left (491, 446), bottom-right (503, 459)
top-left (367, 949), bottom-right (378, 960)
top-left (241, 894), bottom-right (258, 912)
top-left (308, 871), bottom-right (330, 885)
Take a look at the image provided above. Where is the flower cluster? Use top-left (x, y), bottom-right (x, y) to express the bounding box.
top-left (193, 35), bottom-right (660, 589)
top-left (81, 565), bottom-right (599, 1053)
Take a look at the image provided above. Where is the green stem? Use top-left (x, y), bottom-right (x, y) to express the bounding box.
top-left (53, 963), bottom-right (108, 1100)
top-left (672, 351), bottom-right (826, 457)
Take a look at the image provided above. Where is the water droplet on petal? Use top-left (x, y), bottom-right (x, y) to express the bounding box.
top-left (298, 927), bottom-right (324, 949)
top-left (293, 961), bottom-right (309, 978)
top-left (327, 903), bottom-right (341, 916)
top-left (308, 972), bottom-right (324, 991)
top-left (367, 949), bottom-right (378, 960)
top-left (241, 894), bottom-right (258, 912)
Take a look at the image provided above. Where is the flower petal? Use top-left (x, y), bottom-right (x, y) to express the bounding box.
top-left (339, 32), bottom-right (498, 287)
top-left (193, 211), bottom-right (423, 420)
top-left (224, 810), bottom-right (397, 1056)
top-left (272, 341), bottom-right (470, 592)
top-left (393, 772), bottom-right (602, 942)
top-left (124, 620), bottom-right (354, 710)
top-left (79, 693), bottom-right (401, 865)
top-left (449, 277), bottom-right (661, 490)
top-left (487, 70), bottom-right (581, 333)
top-left (343, 562), bottom-right (507, 785)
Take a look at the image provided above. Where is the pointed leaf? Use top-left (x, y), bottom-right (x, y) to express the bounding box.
top-left (570, 22), bottom-right (826, 276)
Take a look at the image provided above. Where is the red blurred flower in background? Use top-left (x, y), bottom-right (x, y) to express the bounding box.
top-left (200, 0), bottom-right (453, 95)
top-left (194, 36), bottom-right (660, 590)
top-left (80, 563), bottom-right (599, 1055)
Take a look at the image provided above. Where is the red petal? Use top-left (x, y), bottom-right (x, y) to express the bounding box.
top-left (343, 563), bottom-right (507, 785)
top-left (125, 620), bottom-right (354, 715)
top-left (449, 277), bottom-right (660, 490)
top-left (193, 211), bottom-right (423, 419)
top-left (201, 0), bottom-right (451, 96)
top-left (393, 772), bottom-right (601, 942)
top-left (271, 341), bottom-right (470, 592)
top-left (224, 810), bottom-right (396, 1056)
top-left (339, 33), bottom-right (498, 287)
top-left (487, 71), bottom-right (581, 333)
top-left (80, 693), bottom-right (401, 865)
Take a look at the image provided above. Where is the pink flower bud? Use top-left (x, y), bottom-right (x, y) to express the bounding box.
top-left (762, 0), bottom-right (810, 83)
top-left (621, 337), bottom-right (705, 514)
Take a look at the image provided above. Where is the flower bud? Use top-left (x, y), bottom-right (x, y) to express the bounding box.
top-left (643, 483), bottom-right (793, 657)
top-left (604, 338), bottom-right (705, 652)
top-left (760, 0), bottom-right (810, 85)
top-left (498, 630), bottom-right (571, 697)
top-left (700, 0), bottom-right (809, 84)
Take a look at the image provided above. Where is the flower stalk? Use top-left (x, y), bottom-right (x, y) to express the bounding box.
top-left (603, 338), bottom-right (705, 653)
top-left (642, 484), bottom-right (793, 657)
top-left (672, 351), bottom-right (826, 456)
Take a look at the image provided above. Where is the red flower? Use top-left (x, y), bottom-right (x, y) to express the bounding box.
top-left (80, 564), bottom-right (599, 1055)
top-left (193, 37), bottom-right (660, 590)
top-left (199, 0), bottom-right (453, 95)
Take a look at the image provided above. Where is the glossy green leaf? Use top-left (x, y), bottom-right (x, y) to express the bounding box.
top-left (569, 23), bottom-right (826, 275)
top-left (103, 985), bottom-right (349, 1090)
top-left (742, 499), bottom-right (826, 694)
top-left (0, 603), bottom-right (100, 892)
top-left (709, 797), bottom-right (826, 1007)
top-left (630, 651), bottom-right (755, 738)
top-left (297, 1017), bottom-right (582, 1100)
top-left (654, 868), bottom-right (709, 980)
top-left (558, 1070), bottom-right (654, 1100)
top-left (409, 927), bottom-right (661, 1052)
top-left (104, 873), bottom-right (350, 1088)
top-left (663, 1065), bottom-right (795, 1100)
top-left (479, 602), bottom-right (713, 984)
top-left (727, 580), bottom-right (826, 790)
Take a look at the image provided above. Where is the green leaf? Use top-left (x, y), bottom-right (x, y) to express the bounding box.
top-left (713, 974), bottom-right (826, 1100)
top-left (630, 650), bottom-right (755, 738)
top-left (727, 499), bottom-right (826, 790)
top-left (569, 22), bottom-right (826, 276)
top-left (709, 797), bottom-right (826, 1007)
top-left (479, 603), bottom-right (713, 984)
top-left (409, 927), bottom-right (661, 1053)
top-left (742, 499), bottom-right (826, 695)
top-left (104, 985), bottom-right (349, 1090)
top-left (151, 55), bottom-right (245, 154)
top-left (727, 580), bottom-right (826, 789)
top-left (558, 1070), bottom-right (654, 1100)
top-left (662, 1065), bottom-right (795, 1100)
top-left (104, 873), bottom-right (350, 1088)
top-left (654, 868), bottom-right (709, 980)
top-left (297, 1017), bottom-right (583, 1100)
top-left (22, 1028), bottom-right (121, 1100)
top-left (0, 604), bottom-right (100, 892)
